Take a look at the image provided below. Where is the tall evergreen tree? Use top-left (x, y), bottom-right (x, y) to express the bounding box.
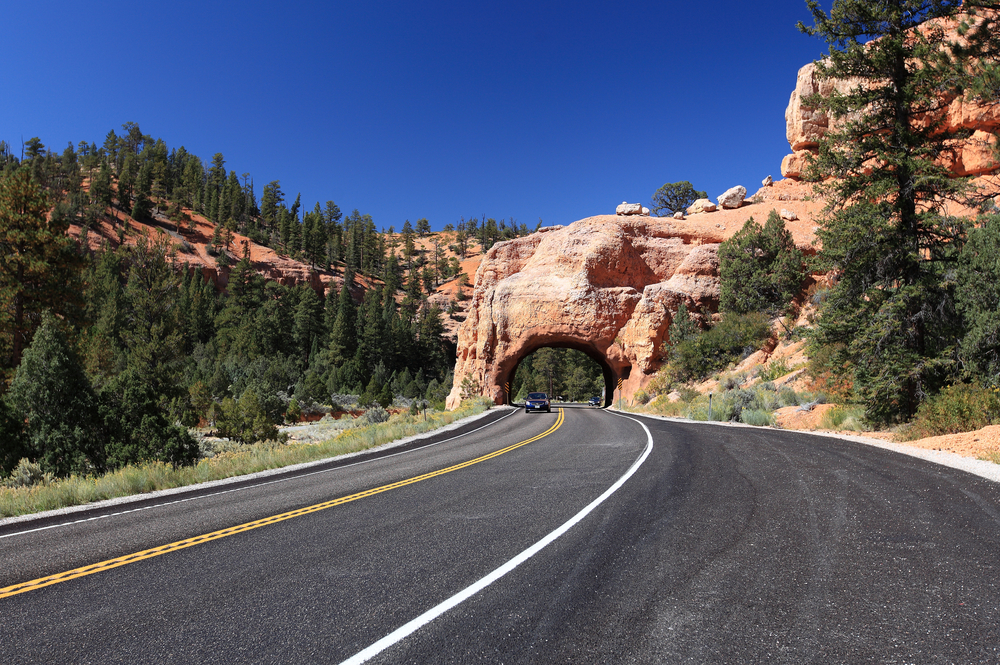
top-left (0, 168), bottom-right (85, 371)
top-left (292, 285), bottom-right (325, 365)
top-left (801, 0), bottom-right (998, 423)
top-left (7, 312), bottom-right (105, 477)
top-left (328, 271), bottom-right (358, 366)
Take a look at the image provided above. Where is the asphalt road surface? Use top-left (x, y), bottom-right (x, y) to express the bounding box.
top-left (2, 407), bottom-right (1000, 664)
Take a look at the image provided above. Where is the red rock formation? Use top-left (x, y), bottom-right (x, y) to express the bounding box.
top-left (446, 184), bottom-right (829, 409)
top-left (782, 12), bottom-right (1000, 180)
top-left (449, 216), bottom-right (752, 408)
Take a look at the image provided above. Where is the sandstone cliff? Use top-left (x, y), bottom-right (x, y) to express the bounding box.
top-left (781, 12), bottom-right (1000, 181)
top-left (446, 183), bottom-right (821, 410)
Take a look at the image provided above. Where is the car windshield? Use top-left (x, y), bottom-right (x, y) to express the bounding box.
top-left (527, 393), bottom-right (548, 400)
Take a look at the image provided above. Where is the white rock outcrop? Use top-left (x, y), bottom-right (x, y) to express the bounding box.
top-left (686, 198), bottom-right (717, 214)
top-left (616, 202), bottom-right (644, 216)
top-left (717, 186), bottom-right (747, 210)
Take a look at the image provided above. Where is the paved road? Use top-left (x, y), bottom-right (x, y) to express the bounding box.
top-left (2, 407), bottom-right (1000, 663)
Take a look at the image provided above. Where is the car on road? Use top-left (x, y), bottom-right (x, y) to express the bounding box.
top-left (588, 395), bottom-right (601, 407)
top-left (525, 392), bottom-right (551, 413)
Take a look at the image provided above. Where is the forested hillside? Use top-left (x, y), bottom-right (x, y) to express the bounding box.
top-left (0, 125), bottom-right (536, 478)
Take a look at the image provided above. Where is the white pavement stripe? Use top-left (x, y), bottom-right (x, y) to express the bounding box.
top-left (338, 411), bottom-right (654, 665)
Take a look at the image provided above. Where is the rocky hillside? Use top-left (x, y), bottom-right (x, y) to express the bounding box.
top-left (67, 197), bottom-right (485, 326)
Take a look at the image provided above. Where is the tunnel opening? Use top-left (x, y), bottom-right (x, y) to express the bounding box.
top-left (502, 340), bottom-right (627, 408)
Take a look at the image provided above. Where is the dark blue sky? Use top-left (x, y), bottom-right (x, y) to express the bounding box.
top-left (2, 1), bottom-right (824, 231)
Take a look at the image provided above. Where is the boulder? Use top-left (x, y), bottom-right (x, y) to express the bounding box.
top-left (762, 175), bottom-right (773, 187)
top-left (687, 198), bottom-right (717, 214)
top-left (673, 211), bottom-right (684, 219)
top-left (780, 209), bottom-right (798, 221)
top-left (717, 186), bottom-right (747, 210)
top-left (616, 202), bottom-right (644, 216)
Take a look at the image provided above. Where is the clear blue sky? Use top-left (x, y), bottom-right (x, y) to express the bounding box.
top-left (2, 1), bottom-right (825, 231)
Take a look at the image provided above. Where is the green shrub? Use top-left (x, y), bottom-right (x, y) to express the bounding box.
top-left (677, 387), bottom-right (700, 402)
top-left (215, 389), bottom-right (282, 444)
top-left (777, 387), bottom-right (801, 407)
top-left (645, 397), bottom-right (687, 416)
top-left (721, 372), bottom-right (748, 391)
top-left (740, 409), bottom-right (776, 427)
top-left (665, 312), bottom-right (772, 384)
top-left (3, 459), bottom-right (53, 488)
top-left (360, 405), bottom-right (390, 425)
top-left (899, 383), bottom-right (1000, 440)
top-left (758, 359), bottom-right (791, 382)
top-left (686, 393), bottom-right (736, 422)
top-left (719, 210), bottom-right (806, 316)
top-left (286, 398), bottom-right (302, 423)
top-left (633, 390), bottom-right (650, 406)
top-left (820, 405), bottom-right (868, 431)
top-left (731, 386), bottom-right (778, 422)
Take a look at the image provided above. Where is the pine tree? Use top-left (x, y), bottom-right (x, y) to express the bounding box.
top-left (801, 0), bottom-right (999, 423)
top-left (955, 214), bottom-right (1000, 385)
top-left (292, 285), bottom-right (325, 365)
top-left (354, 288), bottom-right (385, 379)
top-left (260, 180), bottom-right (283, 239)
top-left (0, 168), bottom-right (86, 371)
top-left (719, 211), bottom-right (805, 316)
top-left (328, 271), bottom-right (357, 366)
top-left (7, 312), bottom-right (105, 477)
top-left (117, 151), bottom-right (137, 216)
top-left (90, 161), bottom-right (113, 214)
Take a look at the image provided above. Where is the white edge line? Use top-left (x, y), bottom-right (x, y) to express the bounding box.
top-left (613, 409), bottom-right (1000, 485)
top-left (0, 408), bottom-right (519, 540)
top-left (338, 410), bottom-right (654, 665)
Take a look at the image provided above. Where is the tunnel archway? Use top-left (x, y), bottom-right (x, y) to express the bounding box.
top-left (499, 338), bottom-right (629, 408)
top-left (444, 214), bottom-right (723, 411)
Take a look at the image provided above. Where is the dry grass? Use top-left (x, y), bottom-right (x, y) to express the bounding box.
top-left (0, 400), bottom-right (493, 519)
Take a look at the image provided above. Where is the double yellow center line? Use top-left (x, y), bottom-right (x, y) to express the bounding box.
top-left (0, 408), bottom-right (565, 600)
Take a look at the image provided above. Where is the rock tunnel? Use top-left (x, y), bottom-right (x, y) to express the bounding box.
top-left (445, 214), bottom-right (724, 410)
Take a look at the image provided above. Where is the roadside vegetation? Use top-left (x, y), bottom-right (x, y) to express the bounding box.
top-left (0, 397), bottom-right (494, 519)
top-left (0, 123), bottom-right (530, 487)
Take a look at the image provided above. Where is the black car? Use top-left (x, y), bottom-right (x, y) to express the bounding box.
top-left (588, 395), bottom-right (601, 407)
top-left (525, 392), bottom-right (551, 413)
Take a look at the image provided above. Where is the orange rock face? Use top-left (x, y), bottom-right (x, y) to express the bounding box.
top-left (446, 187), bottom-right (826, 409)
top-left (446, 216), bottom-right (725, 408)
top-left (782, 14), bottom-right (1000, 180)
